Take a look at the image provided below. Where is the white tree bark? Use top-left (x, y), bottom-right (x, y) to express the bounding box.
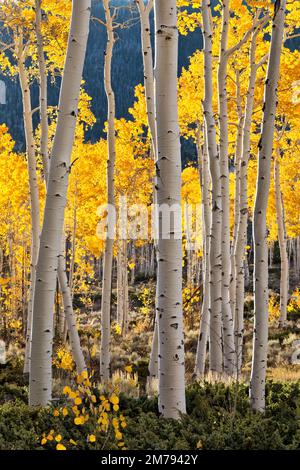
top-left (58, 241), bottom-right (86, 373)
top-left (195, 128), bottom-right (211, 376)
top-left (136, 0), bottom-right (156, 153)
top-left (100, 0), bottom-right (116, 383)
top-left (154, 0), bottom-right (186, 418)
top-left (117, 238), bottom-right (129, 334)
top-left (274, 153), bottom-right (289, 327)
top-left (29, 0), bottom-right (91, 406)
top-left (16, 38), bottom-right (41, 376)
top-left (230, 68), bottom-right (243, 324)
top-left (250, 0), bottom-right (286, 412)
top-left (202, 0), bottom-right (223, 374)
top-left (35, 0), bottom-right (49, 181)
top-left (148, 316), bottom-right (159, 380)
top-left (233, 28), bottom-right (263, 375)
top-left (218, 0), bottom-right (236, 376)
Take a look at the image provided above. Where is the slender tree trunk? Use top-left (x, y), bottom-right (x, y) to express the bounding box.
top-left (35, 0), bottom-right (49, 181)
top-left (230, 69), bottom-right (243, 324)
top-left (202, 0), bottom-right (223, 374)
top-left (36, 1), bottom-right (86, 371)
top-left (58, 240), bottom-right (86, 373)
top-left (136, 0), bottom-right (156, 153)
top-left (148, 316), bottom-right (158, 380)
top-left (117, 238), bottom-right (129, 334)
top-left (100, 0), bottom-right (116, 383)
top-left (154, 0), bottom-right (186, 418)
top-left (218, 0), bottom-right (236, 376)
top-left (16, 39), bottom-right (41, 376)
top-left (195, 128), bottom-right (211, 376)
top-left (29, 0), bottom-right (91, 406)
top-left (137, 0), bottom-right (163, 383)
top-left (274, 154), bottom-right (289, 327)
top-left (250, 0), bottom-right (286, 412)
top-left (233, 28), bottom-right (263, 375)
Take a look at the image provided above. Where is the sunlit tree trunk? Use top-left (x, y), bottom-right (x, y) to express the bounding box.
top-left (36, 0), bottom-right (86, 372)
top-left (100, 0), bottom-right (116, 383)
top-left (35, 0), bottom-right (49, 182)
top-left (149, 317), bottom-right (159, 380)
top-left (136, 0), bottom-right (156, 153)
top-left (233, 28), bottom-right (263, 375)
top-left (154, 0), bottom-right (186, 418)
top-left (250, 0), bottom-right (286, 412)
top-left (117, 238), bottom-right (129, 334)
top-left (274, 152), bottom-right (289, 327)
top-left (137, 0), bottom-right (161, 376)
top-left (218, 0), bottom-right (236, 376)
top-left (230, 69), bottom-right (243, 325)
top-left (58, 239), bottom-right (86, 373)
top-left (16, 38), bottom-right (41, 376)
top-left (29, 0), bottom-right (91, 406)
top-left (202, 0), bottom-right (223, 374)
top-left (195, 127), bottom-right (211, 376)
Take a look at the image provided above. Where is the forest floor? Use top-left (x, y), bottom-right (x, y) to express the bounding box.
top-left (0, 265), bottom-right (300, 450)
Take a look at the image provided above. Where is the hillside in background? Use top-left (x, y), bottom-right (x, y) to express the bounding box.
top-left (0, 1), bottom-right (202, 155)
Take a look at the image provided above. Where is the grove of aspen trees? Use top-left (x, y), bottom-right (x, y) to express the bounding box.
top-left (0, 0), bottom-right (300, 454)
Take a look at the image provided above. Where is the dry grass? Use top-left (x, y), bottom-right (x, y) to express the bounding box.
top-left (267, 365), bottom-right (300, 382)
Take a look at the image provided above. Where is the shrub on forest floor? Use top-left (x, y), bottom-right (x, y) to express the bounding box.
top-left (0, 364), bottom-right (300, 450)
top-left (40, 371), bottom-right (127, 450)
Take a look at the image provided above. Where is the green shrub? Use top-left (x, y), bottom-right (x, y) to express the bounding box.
top-left (0, 376), bottom-right (299, 450)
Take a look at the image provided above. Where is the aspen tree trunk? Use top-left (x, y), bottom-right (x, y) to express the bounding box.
top-left (202, 0), bottom-right (223, 374)
top-left (184, 200), bottom-right (193, 287)
top-left (137, 0), bottom-right (163, 380)
top-left (148, 317), bottom-right (158, 380)
top-left (233, 29), bottom-right (262, 375)
top-left (230, 69), bottom-right (243, 323)
top-left (154, 0), bottom-right (186, 418)
top-left (130, 243), bottom-right (136, 285)
top-left (100, 0), bottom-right (116, 383)
top-left (274, 154), bottom-right (289, 327)
top-left (136, 0), bottom-right (156, 152)
top-left (295, 237), bottom-right (300, 279)
top-left (250, 0), bottom-right (286, 412)
top-left (35, 2), bottom-right (86, 372)
top-left (117, 242), bottom-right (123, 325)
top-left (117, 239), bottom-right (129, 334)
top-left (195, 129), bottom-right (211, 376)
top-left (58, 242), bottom-right (86, 373)
top-left (124, 247), bottom-right (129, 334)
top-left (218, 0), bottom-right (236, 376)
top-left (29, 0), bottom-right (91, 406)
top-left (35, 0), bottom-right (49, 181)
top-left (17, 40), bottom-right (41, 376)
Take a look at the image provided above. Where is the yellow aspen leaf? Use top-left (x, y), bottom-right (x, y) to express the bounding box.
top-left (56, 444), bottom-right (67, 451)
top-left (74, 415), bottom-right (85, 425)
top-left (63, 386), bottom-right (71, 395)
top-left (109, 394), bottom-right (119, 405)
